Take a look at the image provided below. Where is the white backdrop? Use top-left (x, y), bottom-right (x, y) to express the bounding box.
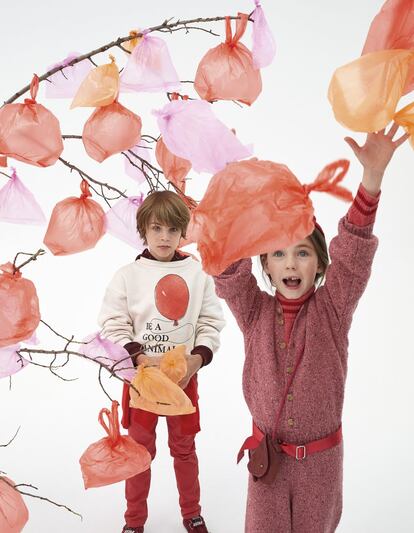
top-left (1, 1), bottom-right (413, 532)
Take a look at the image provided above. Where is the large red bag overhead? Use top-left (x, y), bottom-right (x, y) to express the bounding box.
top-left (194, 13), bottom-right (262, 105)
top-left (43, 180), bottom-right (106, 255)
top-left (0, 75), bottom-right (63, 167)
top-left (191, 158), bottom-right (352, 275)
top-left (0, 262), bottom-right (40, 348)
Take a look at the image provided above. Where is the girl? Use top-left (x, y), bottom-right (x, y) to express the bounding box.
top-left (213, 124), bottom-right (408, 533)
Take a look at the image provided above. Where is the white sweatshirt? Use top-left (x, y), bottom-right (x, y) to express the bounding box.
top-left (98, 256), bottom-right (225, 356)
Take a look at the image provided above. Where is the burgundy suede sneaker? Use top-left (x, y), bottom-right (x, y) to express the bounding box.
top-left (183, 515), bottom-right (209, 532)
top-left (121, 526), bottom-right (144, 533)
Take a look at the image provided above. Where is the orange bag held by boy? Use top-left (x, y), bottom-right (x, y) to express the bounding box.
top-left (159, 344), bottom-right (187, 384)
top-left (194, 13), bottom-right (262, 105)
top-left (79, 401), bottom-right (151, 489)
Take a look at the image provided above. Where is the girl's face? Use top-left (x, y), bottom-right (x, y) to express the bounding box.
top-left (145, 217), bottom-right (182, 262)
top-left (263, 238), bottom-right (322, 299)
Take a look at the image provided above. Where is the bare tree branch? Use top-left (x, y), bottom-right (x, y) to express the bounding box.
top-left (0, 427), bottom-right (21, 448)
top-left (13, 249), bottom-right (46, 273)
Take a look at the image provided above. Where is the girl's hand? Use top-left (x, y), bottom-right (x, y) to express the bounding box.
top-left (345, 123), bottom-right (409, 195)
top-left (178, 354), bottom-right (202, 390)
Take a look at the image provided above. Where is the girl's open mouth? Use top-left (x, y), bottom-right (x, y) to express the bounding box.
top-left (283, 276), bottom-right (301, 288)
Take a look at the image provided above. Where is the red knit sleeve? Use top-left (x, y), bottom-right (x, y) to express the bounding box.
top-left (347, 183), bottom-right (380, 227)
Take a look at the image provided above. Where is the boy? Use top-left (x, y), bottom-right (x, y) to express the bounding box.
top-left (98, 191), bottom-right (225, 533)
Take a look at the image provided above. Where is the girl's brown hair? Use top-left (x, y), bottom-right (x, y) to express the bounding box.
top-left (136, 191), bottom-right (190, 244)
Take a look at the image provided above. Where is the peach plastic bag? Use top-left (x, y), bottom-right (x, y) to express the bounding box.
top-left (194, 13), bottom-right (262, 105)
top-left (105, 196), bottom-right (145, 249)
top-left (45, 52), bottom-right (93, 99)
top-left (395, 101), bottom-right (414, 146)
top-left (0, 168), bottom-right (46, 225)
top-left (0, 477), bottom-right (29, 533)
top-left (251, 1), bottom-right (276, 69)
top-left (155, 137), bottom-right (191, 191)
top-left (153, 98), bottom-right (252, 174)
top-left (71, 56), bottom-right (119, 108)
top-left (328, 49), bottom-right (414, 132)
top-left (82, 101), bottom-right (142, 162)
top-left (0, 75), bottom-right (63, 167)
top-left (0, 262), bottom-right (41, 348)
top-left (43, 180), bottom-right (106, 255)
top-left (160, 345), bottom-right (187, 384)
top-left (192, 158), bottom-right (352, 275)
top-left (129, 364), bottom-right (196, 416)
top-left (79, 401), bottom-right (151, 489)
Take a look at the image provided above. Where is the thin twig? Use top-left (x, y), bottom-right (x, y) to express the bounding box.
top-left (13, 249), bottom-right (46, 273)
top-left (0, 170), bottom-right (11, 179)
top-left (0, 427), bottom-right (21, 448)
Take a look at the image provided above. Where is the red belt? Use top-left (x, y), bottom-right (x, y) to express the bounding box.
top-left (238, 422), bottom-right (342, 463)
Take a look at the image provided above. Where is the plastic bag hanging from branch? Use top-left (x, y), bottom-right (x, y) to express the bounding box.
top-left (155, 136), bottom-right (191, 191)
top-left (0, 477), bottom-right (29, 533)
top-left (105, 196), bottom-right (145, 250)
top-left (0, 343), bottom-right (29, 379)
top-left (122, 30), bottom-right (144, 53)
top-left (82, 101), bottom-right (142, 162)
top-left (0, 75), bottom-right (64, 167)
top-left (71, 56), bottom-right (119, 108)
top-left (79, 401), bottom-right (151, 489)
top-left (194, 13), bottom-right (262, 105)
top-left (0, 262), bottom-right (41, 348)
top-left (0, 168), bottom-right (46, 225)
top-left (251, 1), bottom-right (276, 68)
top-left (45, 52), bottom-right (93, 99)
top-left (43, 180), bottom-right (106, 256)
top-left (192, 158), bottom-right (352, 275)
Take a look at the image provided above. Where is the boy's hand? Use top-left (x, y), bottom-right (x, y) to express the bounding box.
top-left (178, 354), bottom-right (203, 390)
top-left (345, 122), bottom-right (409, 195)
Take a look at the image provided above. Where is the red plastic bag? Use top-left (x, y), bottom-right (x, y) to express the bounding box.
top-left (0, 262), bottom-right (40, 348)
top-left (0, 477), bottom-right (29, 533)
top-left (194, 13), bottom-right (262, 105)
top-left (82, 100), bottom-right (142, 162)
top-left (0, 75), bottom-right (63, 167)
top-left (79, 401), bottom-right (151, 489)
top-left (43, 180), bottom-right (106, 255)
top-left (192, 158), bottom-right (352, 275)
top-left (155, 137), bottom-right (191, 191)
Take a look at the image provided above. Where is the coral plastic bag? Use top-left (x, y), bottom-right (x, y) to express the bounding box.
top-left (192, 158), bottom-right (352, 275)
top-left (0, 168), bottom-right (46, 225)
top-left (0, 477), bottom-right (29, 533)
top-left (0, 262), bottom-right (40, 348)
top-left (129, 364), bottom-right (196, 416)
top-left (153, 97), bottom-right (252, 174)
top-left (328, 49), bottom-right (414, 132)
top-left (160, 345), bottom-right (187, 384)
top-left (194, 13), bottom-right (262, 105)
top-left (82, 101), bottom-right (142, 162)
top-left (43, 180), bottom-right (106, 255)
top-left (251, 1), bottom-right (276, 69)
top-left (120, 33), bottom-right (181, 93)
top-left (0, 343), bottom-right (29, 379)
top-left (71, 56), bottom-right (119, 108)
top-left (0, 75), bottom-right (63, 167)
top-left (45, 52), bottom-right (93, 99)
top-left (79, 401), bottom-right (151, 489)
top-left (105, 196), bottom-right (145, 249)
top-left (155, 137), bottom-right (191, 191)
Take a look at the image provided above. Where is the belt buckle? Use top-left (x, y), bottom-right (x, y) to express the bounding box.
top-left (295, 445), bottom-right (306, 460)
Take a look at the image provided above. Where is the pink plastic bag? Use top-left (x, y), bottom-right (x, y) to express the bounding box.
top-left (43, 180), bottom-right (106, 255)
top-left (194, 13), bottom-right (262, 105)
top-left (0, 477), bottom-right (29, 533)
top-left (120, 34), bottom-right (181, 93)
top-left (45, 52), bottom-right (93, 98)
top-left (0, 75), bottom-right (64, 167)
top-left (0, 262), bottom-right (41, 348)
top-left (0, 168), bottom-right (46, 225)
top-left (251, 1), bottom-right (276, 68)
top-left (80, 332), bottom-right (136, 381)
top-left (153, 97), bottom-right (252, 174)
top-left (192, 158), bottom-right (352, 275)
top-left (124, 144), bottom-right (152, 184)
top-left (79, 401), bottom-right (151, 489)
top-left (0, 343), bottom-right (29, 379)
top-left (83, 101), bottom-right (142, 162)
top-left (155, 137), bottom-right (191, 191)
top-left (105, 196), bottom-right (145, 250)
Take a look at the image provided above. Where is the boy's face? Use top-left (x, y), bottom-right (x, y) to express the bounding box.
top-left (263, 237), bottom-right (322, 299)
top-left (145, 217), bottom-right (182, 262)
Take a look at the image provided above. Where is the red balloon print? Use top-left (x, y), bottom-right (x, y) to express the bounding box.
top-left (155, 275), bottom-right (189, 326)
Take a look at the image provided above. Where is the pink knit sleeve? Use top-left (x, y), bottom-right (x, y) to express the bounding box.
top-left (347, 183), bottom-right (380, 227)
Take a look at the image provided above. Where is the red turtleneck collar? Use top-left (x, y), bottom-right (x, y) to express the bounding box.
top-left (276, 286), bottom-right (315, 343)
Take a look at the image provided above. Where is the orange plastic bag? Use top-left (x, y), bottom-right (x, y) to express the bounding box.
top-left (362, 0), bottom-right (414, 94)
top-left (43, 180), bottom-right (106, 255)
top-left (155, 137), bottom-right (191, 191)
top-left (192, 158), bottom-right (352, 275)
top-left (71, 56), bottom-right (119, 108)
top-left (194, 13), bottom-right (262, 105)
top-left (123, 30), bottom-right (143, 53)
top-left (130, 364), bottom-right (196, 416)
top-left (0, 477), bottom-right (29, 533)
top-left (160, 345), bottom-right (187, 384)
top-left (0, 262), bottom-right (40, 348)
top-left (0, 75), bottom-right (63, 167)
top-left (82, 101), bottom-right (142, 162)
top-left (395, 101), bottom-right (414, 146)
top-left (328, 49), bottom-right (414, 132)
top-left (79, 401), bottom-right (151, 489)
